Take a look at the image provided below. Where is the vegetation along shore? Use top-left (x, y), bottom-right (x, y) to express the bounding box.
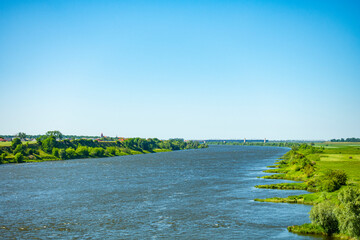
top-left (0, 131), bottom-right (208, 164)
top-left (212, 140), bottom-right (360, 239)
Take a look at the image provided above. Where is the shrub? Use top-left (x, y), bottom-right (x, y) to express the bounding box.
top-left (106, 147), bottom-right (116, 156)
top-left (65, 147), bottom-right (77, 159)
top-left (310, 201), bottom-right (339, 235)
top-left (13, 144), bottom-right (24, 155)
top-left (121, 148), bottom-right (131, 154)
top-left (25, 148), bottom-right (34, 155)
top-left (59, 149), bottom-right (67, 160)
top-left (317, 170), bottom-right (347, 192)
top-left (304, 164), bottom-right (315, 177)
top-left (0, 153), bottom-right (7, 163)
top-left (90, 147), bottom-right (105, 157)
top-left (41, 136), bottom-right (57, 153)
top-left (11, 138), bottom-right (22, 150)
top-left (14, 153), bottom-right (24, 163)
top-left (336, 187), bottom-right (360, 238)
top-left (52, 148), bottom-right (60, 157)
top-left (76, 146), bottom-right (89, 158)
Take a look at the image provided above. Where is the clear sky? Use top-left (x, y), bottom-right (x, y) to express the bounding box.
top-left (1, 0), bottom-right (359, 140)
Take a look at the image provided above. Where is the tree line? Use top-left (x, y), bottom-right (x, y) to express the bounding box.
top-left (330, 137), bottom-right (360, 142)
top-left (0, 131), bottom-right (207, 164)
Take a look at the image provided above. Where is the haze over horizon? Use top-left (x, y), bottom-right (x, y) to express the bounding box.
top-left (1, 0), bottom-right (359, 140)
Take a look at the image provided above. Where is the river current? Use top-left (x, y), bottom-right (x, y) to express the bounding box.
top-left (0, 145), bottom-right (322, 239)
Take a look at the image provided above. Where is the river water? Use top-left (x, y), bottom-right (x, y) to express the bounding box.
top-left (0, 145), bottom-right (322, 239)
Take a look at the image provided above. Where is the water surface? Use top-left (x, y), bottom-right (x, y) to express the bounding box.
top-left (0, 145), bottom-right (322, 239)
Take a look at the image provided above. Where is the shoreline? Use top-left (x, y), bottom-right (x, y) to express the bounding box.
top-left (248, 143), bottom-right (360, 239)
top-left (0, 137), bottom-right (208, 165)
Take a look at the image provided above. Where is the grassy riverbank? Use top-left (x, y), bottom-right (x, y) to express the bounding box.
top-left (252, 142), bottom-right (360, 239)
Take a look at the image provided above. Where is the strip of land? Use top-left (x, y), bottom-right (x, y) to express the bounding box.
top-left (0, 133), bottom-right (207, 164)
top-left (211, 140), bottom-right (360, 239)
top-left (253, 142), bottom-right (360, 239)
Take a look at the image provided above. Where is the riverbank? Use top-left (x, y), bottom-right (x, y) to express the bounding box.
top-left (0, 136), bottom-right (207, 164)
top-left (252, 142), bottom-right (360, 239)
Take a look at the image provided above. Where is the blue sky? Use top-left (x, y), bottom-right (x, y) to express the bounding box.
top-left (1, 0), bottom-right (359, 140)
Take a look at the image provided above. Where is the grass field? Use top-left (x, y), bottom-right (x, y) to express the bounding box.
top-left (256, 142), bottom-right (360, 204)
top-left (314, 142), bottom-right (360, 148)
top-left (0, 140), bottom-right (37, 147)
top-left (0, 142), bottom-right (12, 147)
top-left (317, 153), bottom-right (360, 184)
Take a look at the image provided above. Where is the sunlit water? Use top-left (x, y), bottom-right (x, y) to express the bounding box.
top-left (0, 145), bottom-right (323, 239)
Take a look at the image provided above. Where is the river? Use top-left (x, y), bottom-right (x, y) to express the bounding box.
top-left (0, 145), bottom-right (322, 239)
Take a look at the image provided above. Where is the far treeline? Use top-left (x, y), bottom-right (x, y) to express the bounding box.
top-left (0, 131), bottom-right (207, 164)
top-left (330, 138), bottom-right (360, 142)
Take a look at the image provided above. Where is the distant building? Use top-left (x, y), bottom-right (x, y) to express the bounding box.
top-left (100, 133), bottom-right (104, 138)
top-left (0, 138), bottom-right (6, 142)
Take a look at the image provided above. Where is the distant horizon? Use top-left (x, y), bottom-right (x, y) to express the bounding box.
top-left (1, 0), bottom-right (359, 139)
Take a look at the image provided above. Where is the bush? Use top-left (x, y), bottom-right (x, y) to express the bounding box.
top-left (13, 144), bottom-right (24, 155)
top-left (14, 153), bottom-right (24, 163)
top-left (25, 148), bottom-right (34, 155)
top-left (310, 201), bottom-right (339, 235)
top-left (52, 148), bottom-right (60, 157)
top-left (65, 147), bottom-right (77, 159)
top-left (42, 136), bottom-right (57, 153)
top-left (11, 138), bottom-right (22, 150)
top-left (317, 170), bottom-right (347, 192)
top-left (106, 147), bottom-right (116, 156)
top-left (0, 153), bottom-right (7, 163)
top-left (90, 147), bottom-right (105, 157)
top-left (336, 187), bottom-right (360, 238)
top-left (59, 149), bottom-right (67, 160)
top-left (121, 148), bottom-right (131, 154)
top-left (76, 146), bottom-right (89, 158)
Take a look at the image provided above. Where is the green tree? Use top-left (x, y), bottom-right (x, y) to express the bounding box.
top-left (46, 130), bottom-right (63, 140)
top-left (42, 136), bottom-right (57, 153)
top-left (11, 138), bottom-right (22, 150)
top-left (318, 170), bottom-right (347, 192)
top-left (13, 144), bottom-right (24, 155)
top-left (76, 146), bottom-right (89, 157)
top-left (65, 147), bottom-right (77, 159)
top-left (14, 153), bottom-right (24, 163)
top-left (90, 147), bottom-right (105, 157)
top-left (52, 148), bottom-right (60, 157)
top-left (17, 132), bottom-right (27, 140)
top-left (59, 149), bottom-right (67, 160)
top-left (310, 201), bottom-right (339, 235)
top-left (0, 153), bottom-right (7, 163)
top-left (336, 187), bottom-right (360, 238)
top-left (106, 146), bottom-right (116, 156)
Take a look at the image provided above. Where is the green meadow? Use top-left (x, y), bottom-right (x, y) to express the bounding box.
top-left (253, 142), bottom-right (360, 239)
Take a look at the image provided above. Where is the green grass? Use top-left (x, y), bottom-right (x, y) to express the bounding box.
top-left (314, 142), bottom-right (360, 148)
top-left (263, 169), bottom-right (289, 173)
top-left (0, 142), bottom-right (12, 147)
top-left (0, 140), bottom-right (37, 147)
top-left (255, 182), bottom-right (307, 190)
top-left (255, 190), bottom-right (340, 205)
top-left (288, 223), bottom-right (356, 239)
top-left (153, 149), bottom-right (172, 153)
top-left (317, 154), bottom-right (360, 184)
top-left (255, 144), bottom-right (360, 205)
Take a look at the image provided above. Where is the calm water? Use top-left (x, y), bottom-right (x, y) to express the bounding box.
top-left (0, 145), bottom-right (322, 239)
